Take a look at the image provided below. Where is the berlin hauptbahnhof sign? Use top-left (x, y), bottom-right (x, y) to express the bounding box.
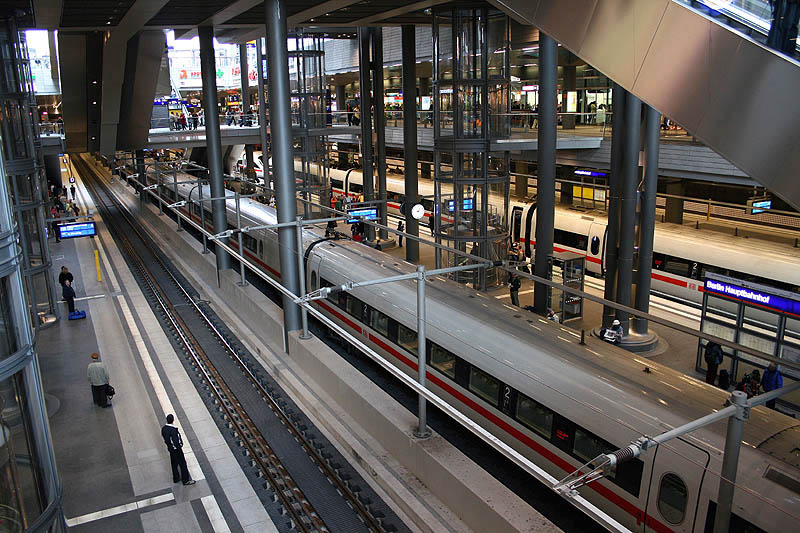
top-left (705, 278), bottom-right (800, 316)
top-left (57, 221), bottom-right (97, 239)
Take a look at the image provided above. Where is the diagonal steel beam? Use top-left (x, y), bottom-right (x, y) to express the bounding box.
top-left (181, 0), bottom-right (262, 39)
top-left (345, 0), bottom-right (448, 26)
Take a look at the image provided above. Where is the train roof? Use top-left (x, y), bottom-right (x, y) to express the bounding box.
top-left (313, 239), bottom-right (800, 470)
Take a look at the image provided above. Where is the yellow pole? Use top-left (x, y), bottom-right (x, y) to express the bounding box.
top-left (707, 198), bottom-right (711, 221)
top-left (94, 250), bottom-right (102, 282)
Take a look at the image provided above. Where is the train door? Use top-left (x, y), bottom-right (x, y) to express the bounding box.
top-left (523, 203), bottom-right (536, 258)
top-left (643, 439), bottom-right (710, 533)
top-left (309, 255), bottom-right (322, 292)
top-left (586, 222), bottom-right (605, 275)
top-left (511, 206), bottom-right (523, 244)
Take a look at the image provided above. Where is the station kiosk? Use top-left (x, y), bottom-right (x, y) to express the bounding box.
top-left (550, 251), bottom-right (585, 323)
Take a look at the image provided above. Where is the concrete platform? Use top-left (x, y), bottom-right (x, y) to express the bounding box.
top-left (37, 169), bottom-right (276, 532)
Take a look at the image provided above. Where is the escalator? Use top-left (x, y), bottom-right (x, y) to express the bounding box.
top-left (493, 0), bottom-right (800, 210)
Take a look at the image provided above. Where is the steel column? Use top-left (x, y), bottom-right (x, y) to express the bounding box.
top-left (615, 91), bottom-right (642, 334)
top-left (245, 145), bottom-right (255, 180)
top-left (533, 33), bottom-right (557, 313)
top-left (633, 105), bottom-right (661, 334)
top-left (602, 84), bottom-right (626, 327)
top-left (239, 43), bottom-right (249, 116)
top-left (135, 150), bottom-right (146, 210)
top-left (415, 265), bottom-right (431, 438)
top-left (265, 0), bottom-right (301, 332)
top-left (235, 194), bottom-right (247, 286)
top-left (371, 27), bottom-right (387, 240)
top-left (198, 25), bottom-right (231, 271)
top-left (357, 27), bottom-right (375, 242)
top-left (256, 38), bottom-right (270, 186)
top-left (401, 25), bottom-right (419, 262)
top-left (714, 391), bottom-right (747, 533)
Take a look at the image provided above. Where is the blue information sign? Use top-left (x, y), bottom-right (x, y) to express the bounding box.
top-left (347, 207), bottom-right (378, 224)
top-left (751, 199), bottom-right (771, 214)
top-left (57, 221), bottom-right (97, 239)
top-left (705, 278), bottom-right (800, 316)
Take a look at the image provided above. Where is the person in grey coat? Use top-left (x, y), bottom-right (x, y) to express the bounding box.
top-left (87, 353), bottom-right (110, 407)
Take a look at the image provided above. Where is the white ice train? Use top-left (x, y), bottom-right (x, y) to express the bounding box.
top-left (321, 163), bottom-right (800, 305)
top-left (162, 177), bottom-right (800, 533)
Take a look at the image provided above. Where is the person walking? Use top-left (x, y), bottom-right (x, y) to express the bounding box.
top-left (161, 414), bottom-right (195, 485)
top-left (397, 220), bottom-right (404, 247)
top-left (87, 353), bottom-right (111, 407)
top-left (509, 273), bottom-right (521, 307)
top-left (70, 184), bottom-right (77, 200)
top-left (704, 341), bottom-right (724, 385)
top-left (761, 363), bottom-right (784, 409)
top-left (50, 206), bottom-right (60, 242)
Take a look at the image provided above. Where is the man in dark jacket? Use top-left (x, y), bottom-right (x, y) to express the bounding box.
top-left (58, 266), bottom-right (73, 288)
top-left (761, 363), bottom-right (784, 409)
top-left (509, 273), bottom-right (521, 307)
top-left (161, 414), bottom-right (196, 485)
top-left (704, 341), bottom-right (724, 385)
top-left (767, 0), bottom-right (800, 56)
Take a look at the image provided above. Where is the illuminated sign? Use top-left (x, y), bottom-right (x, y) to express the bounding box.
top-left (574, 169), bottom-right (607, 177)
top-left (705, 279), bottom-right (800, 316)
top-left (751, 199), bottom-right (771, 214)
top-left (57, 221), bottom-right (96, 239)
top-left (447, 198), bottom-right (474, 212)
top-left (522, 85), bottom-right (538, 92)
top-left (347, 207), bottom-right (378, 224)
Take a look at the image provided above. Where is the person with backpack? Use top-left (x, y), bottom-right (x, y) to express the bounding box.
top-left (704, 341), bottom-right (724, 385)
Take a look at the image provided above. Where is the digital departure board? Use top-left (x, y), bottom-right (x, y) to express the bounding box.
top-left (57, 221), bottom-right (97, 239)
top-left (347, 207), bottom-right (378, 224)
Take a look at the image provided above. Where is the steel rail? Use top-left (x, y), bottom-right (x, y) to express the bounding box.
top-left (78, 156), bottom-right (387, 533)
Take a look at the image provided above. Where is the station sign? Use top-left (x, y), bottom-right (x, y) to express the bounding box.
top-left (347, 207), bottom-right (378, 224)
top-left (57, 221), bottom-right (97, 240)
top-left (705, 278), bottom-right (800, 317)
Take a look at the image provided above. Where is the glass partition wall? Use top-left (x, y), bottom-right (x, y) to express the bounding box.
top-left (0, 15), bottom-right (64, 531)
top-left (0, 22), bottom-right (56, 328)
top-left (433, 6), bottom-right (511, 289)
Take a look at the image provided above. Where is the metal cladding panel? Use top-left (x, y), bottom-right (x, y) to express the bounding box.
top-left (632, 0), bottom-right (668, 77)
top-left (632, 2), bottom-right (713, 134)
top-left (531, 0), bottom-right (594, 56)
top-left (118, 31), bottom-right (165, 150)
top-left (578, 0), bottom-right (640, 89)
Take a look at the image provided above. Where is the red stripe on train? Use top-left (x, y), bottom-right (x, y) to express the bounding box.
top-left (316, 299), bottom-right (672, 532)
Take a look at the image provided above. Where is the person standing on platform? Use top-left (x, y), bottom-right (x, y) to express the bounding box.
top-left (761, 363), bottom-right (784, 409)
top-left (161, 414), bottom-right (195, 485)
top-left (58, 265), bottom-right (73, 288)
top-left (704, 341), bottom-right (724, 385)
top-left (62, 279), bottom-right (76, 314)
top-left (50, 205), bottom-right (60, 242)
top-left (397, 220), bottom-right (404, 247)
top-left (87, 353), bottom-right (111, 408)
top-left (509, 273), bottom-right (521, 307)
top-left (70, 184), bottom-right (76, 200)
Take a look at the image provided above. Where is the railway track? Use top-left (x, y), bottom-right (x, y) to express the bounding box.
top-left (75, 155), bottom-right (400, 533)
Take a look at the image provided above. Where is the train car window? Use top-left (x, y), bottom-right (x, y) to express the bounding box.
top-left (331, 178), bottom-right (343, 189)
top-left (554, 229), bottom-right (588, 251)
top-left (430, 344), bottom-right (456, 378)
top-left (242, 233), bottom-right (258, 253)
top-left (572, 427), bottom-right (606, 463)
top-left (515, 394), bottom-right (553, 439)
top-left (590, 236), bottom-right (600, 255)
top-left (551, 414), bottom-right (576, 454)
top-left (657, 473), bottom-right (688, 524)
top-left (349, 182), bottom-right (363, 194)
top-left (369, 308), bottom-right (390, 338)
top-left (397, 323), bottom-right (418, 354)
top-left (664, 255), bottom-right (690, 277)
top-left (310, 272), bottom-right (317, 291)
top-left (346, 295), bottom-right (364, 321)
top-left (468, 366), bottom-right (500, 406)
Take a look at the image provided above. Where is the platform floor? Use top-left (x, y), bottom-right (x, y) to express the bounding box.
top-left (38, 170), bottom-right (275, 532)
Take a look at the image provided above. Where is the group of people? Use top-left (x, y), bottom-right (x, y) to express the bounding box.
top-left (48, 183), bottom-right (81, 243)
top-left (85, 352), bottom-right (196, 485)
top-left (170, 111), bottom-right (202, 131)
top-left (705, 341), bottom-right (784, 409)
top-left (225, 107), bottom-right (254, 127)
